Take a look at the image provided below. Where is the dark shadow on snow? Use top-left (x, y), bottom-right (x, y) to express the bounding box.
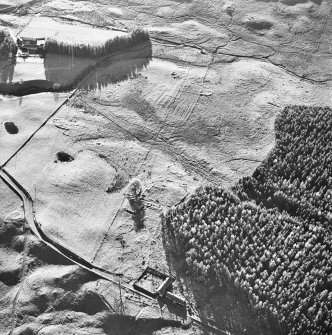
top-left (0, 42), bottom-right (152, 96)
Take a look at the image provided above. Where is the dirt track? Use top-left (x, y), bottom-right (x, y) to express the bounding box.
top-left (0, 166), bottom-right (231, 334)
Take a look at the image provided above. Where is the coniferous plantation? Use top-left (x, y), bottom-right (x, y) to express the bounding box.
top-left (165, 106), bottom-right (332, 335)
top-left (44, 29), bottom-right (150, 58)
top-left (236, 105), bottom-right (332, 225)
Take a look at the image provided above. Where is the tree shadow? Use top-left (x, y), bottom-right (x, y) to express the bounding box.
top-left (158, 295), bottom-right (188, 321)
top-left (0, 42), bottom-right (152, 96)
top-left (44, 41), bottom-right (153, 91)
top-left (0, 58), bottom-right (15, 84)
top-left (129, 197), bottom-right (146, 231)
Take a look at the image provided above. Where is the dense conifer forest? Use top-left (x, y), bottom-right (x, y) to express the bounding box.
top-left (165, 106), bottom-right (332, 335)
top-left (236, 106), bottom-right (331, 225)
top-left (44, 29), bottom-right (150, 58)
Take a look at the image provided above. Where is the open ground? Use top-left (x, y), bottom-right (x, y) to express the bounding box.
top-left (0, 0), bottom-right (331, 334)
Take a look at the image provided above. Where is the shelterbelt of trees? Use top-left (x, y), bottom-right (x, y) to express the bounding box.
top-left (236, 105), bottom-right (332, 227)
top-left (44, 29), bottom-right (150, 58)
top-left (165, 106), bottom-right (332, 335)
top-left (0, 29), bottom-right (17, 58)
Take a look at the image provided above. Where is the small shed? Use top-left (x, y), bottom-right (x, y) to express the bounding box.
top-left (17, 37), bottom-right (45, 55)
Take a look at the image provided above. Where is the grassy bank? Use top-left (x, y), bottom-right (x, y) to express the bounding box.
top-left (44, 29), bottom-right (150, 58)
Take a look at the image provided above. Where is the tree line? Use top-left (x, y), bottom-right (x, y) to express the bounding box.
top-left (0, 29), bottom-right (18, 58)
top-left (44, 29), bottom-right (150, 58)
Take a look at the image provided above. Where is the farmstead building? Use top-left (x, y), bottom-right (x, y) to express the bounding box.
top-left (17, 37), bottom-right (45, 56)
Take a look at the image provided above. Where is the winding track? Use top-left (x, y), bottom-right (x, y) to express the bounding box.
top-left (0, 167), bottom-right (156, 301)
top-left (0, 42), bottom-right (229, 334)
top-left (0, 161), bottom-right (229, 335)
